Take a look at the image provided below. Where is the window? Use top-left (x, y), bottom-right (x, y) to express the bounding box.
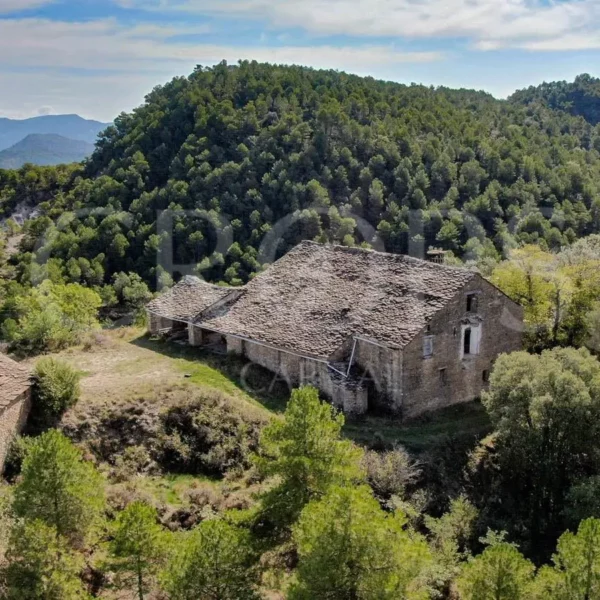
top-left (439, 368), bottom-right (447, 385)
top-left (482, 369), bottom-right (490, 383)
top-left (466, 293), bottom-right (478, 313)
top-left (463, 327), bottom-right (472, 355)
top-left (423, 335), bottom-right (434, 358)
top-left (461, 323), bottom-right (481, 358)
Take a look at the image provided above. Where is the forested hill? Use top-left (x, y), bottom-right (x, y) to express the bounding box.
top-left (509, 73), bottom-right (600, 125)
top-left (7, 62), bottom-right (600, 289)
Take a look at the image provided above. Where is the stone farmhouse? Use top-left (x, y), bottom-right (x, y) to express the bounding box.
top-left (0, 354), bottom-right (31, 470)
top-left (147, 241), bottom-right (523, 419)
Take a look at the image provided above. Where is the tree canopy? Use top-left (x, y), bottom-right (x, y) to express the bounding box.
top-left (4, 65), bottom-right (600, 295)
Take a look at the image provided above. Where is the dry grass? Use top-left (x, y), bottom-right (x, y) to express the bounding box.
top-left (27, 327), bottom-right (272, 422)
top-left (20, 327), bottom-right (273, 516)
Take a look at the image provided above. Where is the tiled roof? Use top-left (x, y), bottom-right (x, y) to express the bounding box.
top-left (198, 241), bottom-right (477, 359)
top-left (146, 276), bottom-right (234, 322)
top-left (0, 354), bottom-right (31, 409)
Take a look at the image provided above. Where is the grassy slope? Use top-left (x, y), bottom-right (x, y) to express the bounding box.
top-left (24, 328), bottom-right (490, 599)
top-left (40, 328), bottom-right (490, 456)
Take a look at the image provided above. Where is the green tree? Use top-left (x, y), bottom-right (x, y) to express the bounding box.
top-left (489, 245), bottom-right (555, 341)
top-left (110, 501), bottom-right (168, 600)
top-left (111, 272), bottom-right (152, 309)
top-left (425, 497), bottom-right (478, 591)
top-left (33, 357), bottom-right (80, 423)
top-left (456, 540), bottom-right (535, 600)
top-left (256, 386), bottom-right (364, 531)
top-left (290, 485), bottom-right (432, 600)
top-left (2, 519), bottom-right (89, 600)
top-left (12, 430), bottom-right (105, 545)
top-left (160, 519), bottom-right (258, 600)
top-left (477, 348), bottom-right (600, 558)
top-left (536, 518), bottom-right (600, 599)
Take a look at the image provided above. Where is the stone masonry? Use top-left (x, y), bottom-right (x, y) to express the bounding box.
top-left (0, 354), bottom-right (32, 471)
top-left (147, 242), bottom-right (523, 420)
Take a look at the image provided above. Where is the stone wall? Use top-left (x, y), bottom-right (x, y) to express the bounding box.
top-left (352, 339), bottom-right (403, 413)
top-left (233, 338), bottom-right (352, 409)
top-left (188, 324), bottom-right (203, 346)
top-left (226, 336), bottom-right (244, 355)
top-left (400, 275), bottom-right (523, 419)
top-left (0, 389), bottom-right (31, 473)
top-left (148, 312), bottom-right (174, 335)
top-left (332, 382), bottom-right (368, 416)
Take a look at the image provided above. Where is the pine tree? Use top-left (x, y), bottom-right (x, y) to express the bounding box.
top-left (12, 429), bottom-right (105, 546)
top-left (110, 501), bottom-right (168, 600)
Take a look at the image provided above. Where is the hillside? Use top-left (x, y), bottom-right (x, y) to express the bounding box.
top-left (6, 63), bottom-right (600, 290)
top-left (5, 64), bottom-right (600, 598)
top-left (0, 134), bottom-right (94, 169)
top-left (510, 73), bottom-right (600, 126)
top-left (0, 114), bottom-right (108, 152)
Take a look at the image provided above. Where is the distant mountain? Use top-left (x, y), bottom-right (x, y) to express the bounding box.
top-left (0, 134), bottom-right (95, 169)
top-left (0, 114), bottom-right (109, 152)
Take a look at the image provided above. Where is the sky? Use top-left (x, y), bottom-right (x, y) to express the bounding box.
top-left (1, 0), bottom-right (600, 123)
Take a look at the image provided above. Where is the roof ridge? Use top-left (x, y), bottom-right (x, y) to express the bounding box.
top-left (297, 240), bottom-right (472, 273)
top-left (176, 276), bottom-right (231, 291)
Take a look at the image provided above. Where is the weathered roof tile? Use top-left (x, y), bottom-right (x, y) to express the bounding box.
top-left (146, 276), bottom-right (234, 322)
top-left (198, 241), bottom-right (476, 359)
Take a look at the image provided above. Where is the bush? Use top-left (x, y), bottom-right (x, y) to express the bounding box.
top-left (2, 282), bottom-right (101, 356)
top-left (3, 436), bottom-right (32, 482)
top-left (157, 391), bottom-right (263, 477)
top-left (362, 447), bottom-right (420, 500)
top-left (33, 358), bottom-right (80, 423)
top-left (112, 445), bottom-right (154, 483)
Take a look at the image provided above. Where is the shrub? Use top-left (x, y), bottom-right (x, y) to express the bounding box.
top-left (112, 445), bottom-right (154, 483)
top-left (2, 282), bottom-right (101, 356)
top-left (33, 358), bottom-right (80, 423)
top-left (185, 482), bottom-right (224, 511)
top-left (362, 447), bottom-right (420, 500)
top-left (3, 436), bottom-right (32, 482)
top-left (157, 391), bottom-right (263, 477)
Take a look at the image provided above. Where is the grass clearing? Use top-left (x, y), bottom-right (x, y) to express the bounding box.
top-left (343, 401), bottom-right (491, 453)
top-left (133, 334), bottom-right (290, 413)
top-left (35, 327), bottom-right (491, 460)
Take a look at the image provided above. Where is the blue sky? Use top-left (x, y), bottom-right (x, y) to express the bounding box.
top-left (1, 0), bottom-right (600, 122)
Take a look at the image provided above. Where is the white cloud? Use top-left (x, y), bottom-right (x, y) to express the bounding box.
top-left (0, 18), bottom-right (440, 72)
top-left (0, 0), bottom-right (53, 13)
top-left (116, 0), bottom-right (600, 52)
top-left (0, 17), bottom-right (442, 120)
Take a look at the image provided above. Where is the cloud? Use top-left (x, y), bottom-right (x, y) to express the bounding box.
top-left (0, 0), bottom-right (53, 13)
top-left (0, 17), bottom-right (442, 120)
top-left (36, 105), bottom-right (53, 116)
top-left (0, 18), bottom-right (441, 72)
top-left (115, 0), bottom-right (600, 52)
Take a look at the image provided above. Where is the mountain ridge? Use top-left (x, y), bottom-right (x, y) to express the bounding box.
top-left (0, 114), bottom-right (109, 152)
top-left (0, 133), bottom-right (95, 169)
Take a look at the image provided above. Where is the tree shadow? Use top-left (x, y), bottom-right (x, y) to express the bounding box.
top-left (130, 334), bottom-right (290, 413)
